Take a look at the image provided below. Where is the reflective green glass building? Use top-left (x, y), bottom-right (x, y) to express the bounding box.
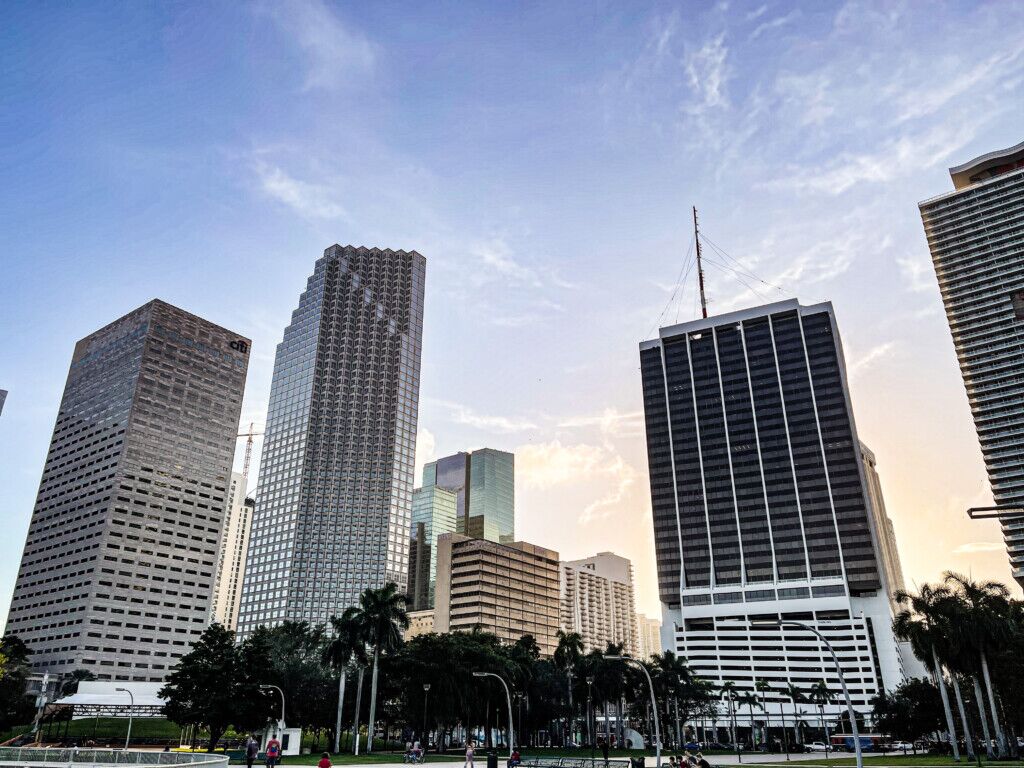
top-left (422, 447), bottom-right (514, 543)
top-left (407, 486), bottom-right (458, 610)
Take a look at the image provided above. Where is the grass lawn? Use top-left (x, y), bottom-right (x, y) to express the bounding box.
top-left (760, 758), bottom-right (1024, 766)
top-left (2, 717), bottom-right (183, 743)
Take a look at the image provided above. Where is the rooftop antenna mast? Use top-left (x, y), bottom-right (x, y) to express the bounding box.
top-left (693, 206), bottom-right (708, 319)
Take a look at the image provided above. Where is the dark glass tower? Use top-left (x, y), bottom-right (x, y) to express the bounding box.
top-left (640, 299), bottom-right (906, 717)
top-left (422, 448), bottom-right (514, 543)
top-left (6, 300), bottom-right (249, 680)
top-left (237, 245), bottom-right (425, 636)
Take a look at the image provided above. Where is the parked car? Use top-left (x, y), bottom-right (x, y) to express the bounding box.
top-left (683, 742), bottom-right (702, 752)
top-left (808, 742), bottom-right (830, 752)
top-left (891, 741), bottom-right (915, 752)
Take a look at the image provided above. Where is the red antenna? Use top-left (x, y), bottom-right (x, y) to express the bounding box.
top-left (693, 206), bottom-right (708, 319)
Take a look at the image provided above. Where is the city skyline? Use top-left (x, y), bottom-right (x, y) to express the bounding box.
top-left (3, 2), bottom-right (1024, 629)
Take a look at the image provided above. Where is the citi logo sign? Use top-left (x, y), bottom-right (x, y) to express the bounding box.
top-left (230, 340), bottom-right (249, 354)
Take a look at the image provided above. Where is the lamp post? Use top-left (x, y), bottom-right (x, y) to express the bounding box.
top-left (748, 620), bottom-right (863, 768)
top-left (604, 655), bottom-right (660, 768)
top-left (114, 688), bottom-right (133, 750)
top-left (260, 684), bottom-right (286, 729)
top-left (423, 684), bottom-right (431, 751)
top-left (473, 672), bottom-right (515, 758)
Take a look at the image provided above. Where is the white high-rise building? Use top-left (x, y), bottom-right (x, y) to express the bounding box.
top-left (639, 300), bottom-right (907, 725)
top-left (559, 552), bottom-right (638, 655)
top-left (635, 614), bottom-right (662, 660)
top-left (210, 472), bottom-right (253, 631)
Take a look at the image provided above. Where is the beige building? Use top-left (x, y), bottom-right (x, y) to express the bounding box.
top-left (560, 552), bottom-right (638, 655)
top-left (860, 443), bottom-right (907, 612)
top-left (405, 609), bottom-right (434, 640)
top-left (635, 614), bottom-right (662, 660)
top-left (434, 533), bottom-right (560, 656)
top-left (210, 472), bottom-right (253, 630)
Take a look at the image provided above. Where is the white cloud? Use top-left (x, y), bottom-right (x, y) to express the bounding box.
top-left (517, 440), bottom-right (608, 489)
top-left (580, 455), bottom-right (638, 525)
top-left (953, 541), bottom-right (1005, 555)
top-left (849, 341), bottom-right (897, 377)
top-left (749, 10), bottom-right (801, 41)
top-left (557, 408), bottom-right (645, 438)
top-left (430, 398), bottom-right (537, 433)
top-left (684, 33), bottom-right (730, 111)
top-left (260, 0), bottom-right (376, 91)
top-left (745, 5), bottom-right (769, 22)
top-left (897, 256), bottom-right (937, 294)
top-left (254, 162), bottom-right (347, 219)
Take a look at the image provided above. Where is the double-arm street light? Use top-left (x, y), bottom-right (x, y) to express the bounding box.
top-left (746, 619), bottom-right (864, 768)
top-left (114, 688), bottom-right (133, 750)
top-left (259, 684), bottom-right (286, 729)
top-left (472, 672), bottom-right (515, 758)
top-left (604, 655), bottom-right (661, 768)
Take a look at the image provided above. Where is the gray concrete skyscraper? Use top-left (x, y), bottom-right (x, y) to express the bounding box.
top-left (6, 300), bottom-right (249, 680)
top-left (236, 245), bottom-right (425, 636)
top-left (640, 300), bottom-right (906, 722)
top-left (919, 141), bottom-right (1024, 586)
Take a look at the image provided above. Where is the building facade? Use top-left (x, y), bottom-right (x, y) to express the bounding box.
top-left (559, 552), bottom-right (638, 655)
top-left (639, 299), bottom-right (905, 720)
top-left (236, 245), bottom-right (425, 636)
top-left (209, 472), bottom-right (253, 630)
top-left (860, 444), bottom-right (907, 612)
top-left (635, 614), bottom-right (662, 660)
top-left (423, 448), bottom-right (514, 543)
top-left (404, 609), bottom-right (434, 640)
top-left (407, 486), bottom-right (458, 610)
top-left (434, 533), bottom-right (560, 656)
top-left (6, 300), bottom-right (249, 680)
top-left (919, 141), bottom-right (1024, 586)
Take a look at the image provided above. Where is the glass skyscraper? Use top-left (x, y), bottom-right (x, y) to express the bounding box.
top-left (6, 300), bottom-right (249, 680)
top-left (919, 141), bottom-right (1024, 586)
top-left (640, 299), bottom-right (907, 719)
top-left (407, 486), bottom-right (458, 610)
top-left (422, 448), bottom-right (514, 543)
top-left (236, 245), bottom-right (425, 636)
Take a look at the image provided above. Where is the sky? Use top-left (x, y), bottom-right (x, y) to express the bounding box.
top-left (2, 0), bottom-right (1024, 628)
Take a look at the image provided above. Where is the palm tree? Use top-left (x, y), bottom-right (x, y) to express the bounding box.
top-left (323, 607), bottom-right (368, 753)
top-left (809, 681), bottom-right (833, 753)
top-left (785, 684), bottom-right (806, 745)
top-left (737, 690), bottom-right (760, 750)
top-left (351, 582), bottom-right (409, 753)
top-left (894, 584), bottom-right (961, 761)
top-left (755, 679), bottom-right (771, 750)
top-left (720, 681), bottom-right (738, 748)
top-left (554, 631), bottom-right (583, 744)
top-left (944, 571), bottom-right (1011, 757)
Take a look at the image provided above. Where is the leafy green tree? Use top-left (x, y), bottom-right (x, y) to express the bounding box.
top-left (58, 669), bottom-right (96, 696)
top-left (350, 583), bottom-right (409, 753)
top-left (554, 631), bottom-right (583, 743)
top-left (161, 624), bottom-right (247, 750)
top-left (872, 678), bottom-right (944, 748)
top-left (0, 635), bottom-right (34, 732)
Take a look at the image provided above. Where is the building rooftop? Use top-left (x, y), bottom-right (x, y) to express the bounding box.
top-left (949, 139), bottom-right (1024, 190)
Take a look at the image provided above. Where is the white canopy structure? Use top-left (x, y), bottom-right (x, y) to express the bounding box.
top-left (53, 682), bottom-right (164, 718)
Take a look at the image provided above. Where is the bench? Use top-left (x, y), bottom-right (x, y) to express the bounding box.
top-left (521, 758), bottom-right (632, 768)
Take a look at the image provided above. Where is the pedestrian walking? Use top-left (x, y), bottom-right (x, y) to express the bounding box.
top-left (265, 734), bottom-right (282, 768)
top-left (465, 740), bottom-right (475, 768)
top-left (245, 736), bottom-right (259, 768)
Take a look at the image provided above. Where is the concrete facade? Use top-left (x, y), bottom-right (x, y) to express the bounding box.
top-left (209, 472), bottom-right (253, 630)
top-left (6, 300), bottom-right (249, 680)
top-left (559, 552), bottom-right (638, 655)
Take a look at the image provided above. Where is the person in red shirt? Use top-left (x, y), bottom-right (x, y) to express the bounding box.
top-left (265, 735), bottom-right (281, 768)
top-left (318, 752), bottom-right (332, 768)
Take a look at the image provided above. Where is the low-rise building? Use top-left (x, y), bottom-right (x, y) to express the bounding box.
top-left (434, 533), bottom-right (560, 655)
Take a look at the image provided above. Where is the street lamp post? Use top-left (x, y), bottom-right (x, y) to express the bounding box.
top-left (749, 620), bottom-right (864, 768)
top-left (259, 684), bottom-right (286, 729)
top-left (473, 672), bottom-right (515, 759)
top-left (604, 655), bottom-right (661, 768)
top-left (114, 688), bottom-right (133, 750)
top-left (423, 684), bottom-right (431, 752)
top-left (586, 676), bottom-right (594, 759)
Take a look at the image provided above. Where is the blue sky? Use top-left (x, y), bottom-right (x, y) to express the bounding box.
top-left (2, 1), bottom-right (1023, 624)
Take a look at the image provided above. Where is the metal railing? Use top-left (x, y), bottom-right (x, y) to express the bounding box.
top-left (0, 749), bottom-right (227, 768)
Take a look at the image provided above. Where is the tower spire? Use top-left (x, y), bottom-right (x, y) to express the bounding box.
top-left (693, 205), bottom-right (708, 319)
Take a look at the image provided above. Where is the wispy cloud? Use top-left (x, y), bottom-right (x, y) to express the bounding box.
top-left (897, 255), bottom-right (937, 294)
top-left (749, 10), bottom-right (801, 41)
top-left (430, 398), bottom-right (538, 433)
top-left (849, 341), bottom-right (897, 377)
top-left (953, 541), bottom-right (1005, 555)
top-left (259, 0), bottom-right (376, 91)
top-left (253, 161), bottom-right (347, 219)
top-left (684, 33), bottom-right (730, 112)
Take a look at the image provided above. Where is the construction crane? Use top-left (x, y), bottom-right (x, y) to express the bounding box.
top-left (237, 422), bottom-right (264, 483)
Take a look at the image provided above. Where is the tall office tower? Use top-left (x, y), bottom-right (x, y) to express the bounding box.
top-left (434, 533), bottom-right (560, 656)
top-left (422, 448), bottom-right (514, 543)
top-left (236, 245), bottom-right (425, 636)
top-left (0, 389), bottom-right (7, 417)
top-left (559, 552), bottom-right (638, 655)
top-left (209, 472), bottom-right (254, 630)
top-left (920, 141), bottom-right (1024, 586)
top-left (407, 485), bottom-right (458, 610)
top-left (860, 443), bottom-right (906, 612)
top-left (6, 300), bottom-right (249, 680)
top-left (640, 299), bottom-right (906, 721)
top-left (635, 614), bottom-right (662, 660)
